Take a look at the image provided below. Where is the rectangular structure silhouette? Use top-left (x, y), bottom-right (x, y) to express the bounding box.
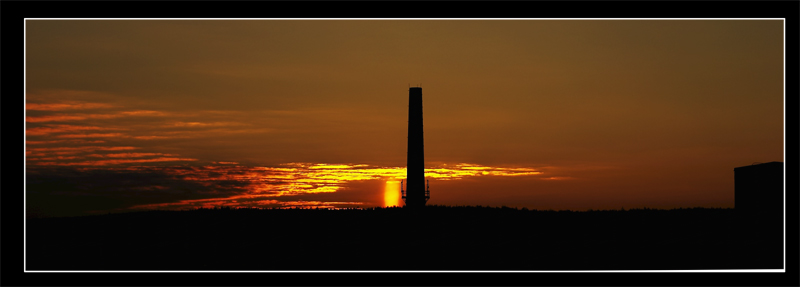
top-left (733, 161), bottom-right (784, 266)
top-left (734, 161), bottom-right (783, 216)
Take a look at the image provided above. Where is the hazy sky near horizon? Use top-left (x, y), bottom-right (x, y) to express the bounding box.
top-left (25, 20), bottom-right (784, 217)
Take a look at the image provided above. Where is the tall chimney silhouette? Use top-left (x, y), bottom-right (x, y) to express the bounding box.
top-left (402, 87), bottom-right (429, 208)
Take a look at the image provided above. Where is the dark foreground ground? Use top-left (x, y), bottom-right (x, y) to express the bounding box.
top-left (25, 206), bottom-right (783, 271)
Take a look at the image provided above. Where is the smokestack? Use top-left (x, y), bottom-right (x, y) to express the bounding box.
top-left (403, 87), bottom-right (429, 208)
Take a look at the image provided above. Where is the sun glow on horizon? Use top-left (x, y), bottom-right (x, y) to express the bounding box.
top-left (384, 180), bottom-right (402, 208)
top-left (108, 162), bottom-right (551, 211)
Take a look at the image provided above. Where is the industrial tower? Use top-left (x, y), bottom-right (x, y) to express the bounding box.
top-left (402, 87), bottom-right (430, 208)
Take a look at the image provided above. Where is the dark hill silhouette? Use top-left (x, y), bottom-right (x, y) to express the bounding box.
top-left (25, 205), bottom-right (782, 270)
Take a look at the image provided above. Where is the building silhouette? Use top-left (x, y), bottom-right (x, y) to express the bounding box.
top-left (733, 161), bottom-right (784, 265)
top-left (402, 87), bottom-right (430, 208)
top-left (734, 161), bottom-right (783, 216)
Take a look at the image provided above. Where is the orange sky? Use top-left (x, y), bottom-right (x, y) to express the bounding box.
top-left (25, 20), bottom-right (784, 217)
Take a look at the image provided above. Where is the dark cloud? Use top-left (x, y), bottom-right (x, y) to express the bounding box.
top-left (25, 163), bottom-right (553, 217)
top-left (25, 166), bottom-right (252, 217)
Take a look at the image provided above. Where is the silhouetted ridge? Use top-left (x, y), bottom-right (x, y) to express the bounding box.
top-left (26, 205), bottom-right (781, 270)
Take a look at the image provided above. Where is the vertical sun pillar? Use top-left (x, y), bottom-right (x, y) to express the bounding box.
top-left (403, 87), bottom-right (429, 208)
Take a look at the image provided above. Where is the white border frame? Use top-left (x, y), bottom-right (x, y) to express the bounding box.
top-left (23, 18), bottom-right (787, 273)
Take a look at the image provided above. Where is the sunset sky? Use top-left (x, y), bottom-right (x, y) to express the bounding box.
top-left (25, 19), bottom-right (784, 217)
